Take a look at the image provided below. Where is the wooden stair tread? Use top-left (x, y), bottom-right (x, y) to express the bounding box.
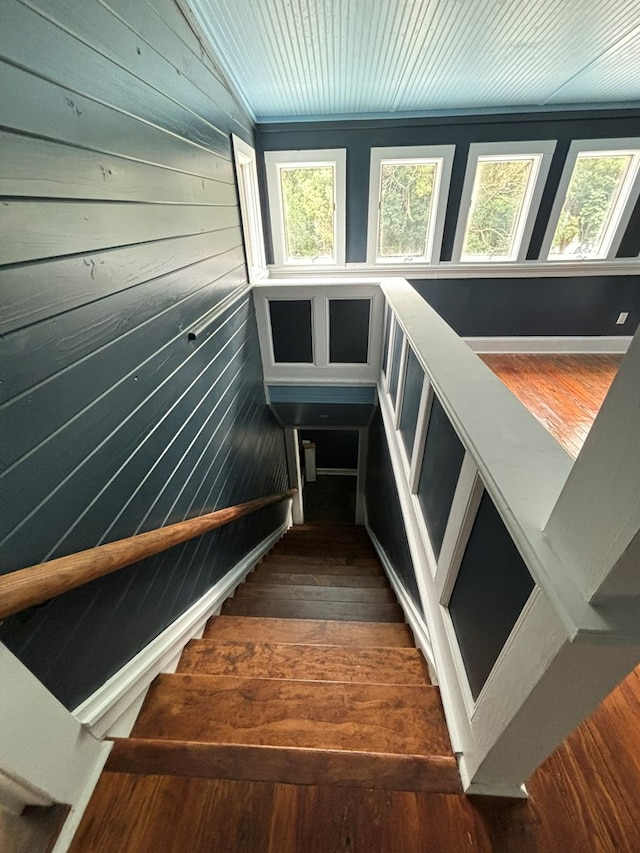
top-left (232, 582), bottom-right (396, 604)
top-left (258, 556), bottom-right (383, 573)
top-left (203, 616), bottom-right (414, 646)
top-left (132, 674), bottom-right (451, 757)
top-left (178, 640), bottom-right (430, 685)
top-left (246, 571), bottom-right (388, 588)
top-left (221, 597), bottom-right (404, 622)
top-left (106, 739), bottom-right (461, 793)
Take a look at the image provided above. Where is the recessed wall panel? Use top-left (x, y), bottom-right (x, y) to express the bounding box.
top-left (398, 347), bottom-right (423, 459)
top-left (388, 322), bottom-right (404, 404)
top-left (417, 396), bottom-right (465, 558)
top-left (329, 299), bottom-right (370, 363)
top-left (269, 299), bottom-right (313, 363)
top-left (448, 491), bottom-right (535, 700)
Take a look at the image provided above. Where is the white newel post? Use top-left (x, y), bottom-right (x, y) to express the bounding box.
top-left (545, 325), bottom-right (640, 601)
top-left (0, 643), bottom-right (108, 814)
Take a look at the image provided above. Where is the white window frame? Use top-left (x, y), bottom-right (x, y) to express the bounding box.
top-left (264, 148), bottom-right (346, 268)
top-left (452, 140), bottom-right (557, 263)
top-left (366, 145), bottom-right (455, 265)
top-left (540, 138), bottom-right (640, 262)
top-left (232, 135), bottom-right (268, 282)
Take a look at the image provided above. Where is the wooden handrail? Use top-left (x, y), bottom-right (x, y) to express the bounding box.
top-left (0, 489), bottom-right (297, 620)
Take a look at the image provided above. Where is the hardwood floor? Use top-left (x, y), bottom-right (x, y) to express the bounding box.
top-left (71, 357), bottom-right (640, 851)
top-left (480, 353), bottom-right (621, 458)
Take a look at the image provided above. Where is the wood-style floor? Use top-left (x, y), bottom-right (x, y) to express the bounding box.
top-left (70, 355), bottom-right (640, 852)
top-left (480, 353), bottom-right (622, 458)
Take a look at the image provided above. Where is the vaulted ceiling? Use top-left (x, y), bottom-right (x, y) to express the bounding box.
top-left (189, 0), bottom-right (640, 121)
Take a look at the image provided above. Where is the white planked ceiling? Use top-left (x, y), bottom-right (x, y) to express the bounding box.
top-left (187, 0), bottom-right (640, 121)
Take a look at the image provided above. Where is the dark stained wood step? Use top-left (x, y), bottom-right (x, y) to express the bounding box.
top-left (131, 674), bottom-right (452, 758)
top-left (246, 571), bottom-right (388, 588)
top-left (106, 739), bottom-right (461, 793)
top-left (232, 583), bottom-right (396, 604)
top-left (259, 555), bottom-right (382, 572)
top-left (221, 597), bottom-right (404, 622)
top-left (202, 616), bottom-right (414, 647)
top-left (178, 640), bottom-right (430, 685)
top-left (270, 546), bottom-right (377, 559)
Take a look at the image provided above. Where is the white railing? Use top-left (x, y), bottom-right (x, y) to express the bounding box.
top-left (379, 277), bottom-right (640, 795)
top-left (254, 275), bottom-right (640, 795)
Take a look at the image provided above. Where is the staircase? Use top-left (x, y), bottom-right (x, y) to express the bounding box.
top-left (104, 523), bottom-right (460, 795)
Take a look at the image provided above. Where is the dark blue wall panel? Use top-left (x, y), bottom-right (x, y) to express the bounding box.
top-left (0, 2), bottom-right (289, 710)
top-left (417, 396), bottom-right (466, 560)
top-left (365, 411), bottom-right (422, 612)
top-left (448, 491), bottom-right (535, 700)
top-left (300, 430), bottom-right (359, 469)
top-left (410, 275), bottom-right (640, 337)
top-left (257, 110), bottom-right (640, 336)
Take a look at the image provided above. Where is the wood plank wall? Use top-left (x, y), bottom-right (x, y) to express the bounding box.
top-left (0, 0), bottom-right (288, 709)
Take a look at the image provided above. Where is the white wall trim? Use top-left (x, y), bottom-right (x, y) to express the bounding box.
top-left (464, 335), bottom-right (633, 354)
top-left (72, 520), bottom-right (290, 737)
top-left (267, 259), bottom-right (640, 279)
top-left (316, 467), bottom-right (357, 476)
top-left (51, 742), bottom-right (112, 853)
top-left (366, 525), bottom-right (436, 678)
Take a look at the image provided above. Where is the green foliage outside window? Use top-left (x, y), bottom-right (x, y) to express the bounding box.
top-left (280, 166), bottom-right (334, 260)
top-left (378, 163), bottom-right (436, 258)
top-left (550, 154), bottom-right (631, 257)
top-left (463, 159), bottom-right (533, 258)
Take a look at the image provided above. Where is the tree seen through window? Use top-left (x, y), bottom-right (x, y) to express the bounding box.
top-left (280, 166), bottom-right (335, 261)
top-left (378, 162), bottom-right (436, 258)
top-left (550, 154), bottom-right (632, 258)
top-left (462, 158), bottom-right (534, 259)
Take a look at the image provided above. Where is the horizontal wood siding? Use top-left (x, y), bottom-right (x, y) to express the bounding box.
top-left (0, 0), bottom-right (288, 710)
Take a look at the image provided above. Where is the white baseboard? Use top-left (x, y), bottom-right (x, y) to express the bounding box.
top-left (366, 525), bottom-right (436, 677)
top-left (72, 520), bottom-right (289, 738)
top-left (464, 335), bottom-right (632, 354)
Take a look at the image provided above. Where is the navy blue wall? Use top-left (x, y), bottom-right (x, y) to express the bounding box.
top-left (256, 110), bottom-right (640, 336)
top-left (365, 411), bottom-right (422, 612)
top-left (0, 1), bottom-right (288, 709)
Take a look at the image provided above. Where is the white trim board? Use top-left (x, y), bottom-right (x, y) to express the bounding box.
top-left (72, 520), bottom-right (289, 738)
top-left (366, 525), bottom-right (436, 678)
top-left (464, 335), bottom-right (632, 354)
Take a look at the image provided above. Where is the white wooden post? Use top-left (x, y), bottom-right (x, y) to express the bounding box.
top-left (0, 644), bottom-right (108, 813)
top-left (545, 325), bottom-right (640, 601)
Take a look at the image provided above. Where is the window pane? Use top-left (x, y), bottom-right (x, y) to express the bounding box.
top-left (280, 166), bottom-right (335, 261)
top-left (378, 162), bottom-right (437, 259)
top-left (549, 153), bottom-right (633, 259)
top-left (462, 158), bottom-right (535, 260)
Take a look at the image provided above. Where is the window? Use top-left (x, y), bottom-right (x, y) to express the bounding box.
top-left (265, 149), bottom-right (346, 267)
top-left (232, 135), bottom-right (267, 281)
top-left (367, 146), bottom-right (454, 264)
top-left (452, 141), bottom-right (556, 263)
top-left (542, 140), bottom-right (640, 261)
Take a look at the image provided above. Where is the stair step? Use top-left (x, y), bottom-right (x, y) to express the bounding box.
top-left (131, 674), bottom-right (451, 758)
top-left (271, 545), bottom-right (376, 559)
top-left (106, 738), bottom-right (461, 793)
top-left (232, 582), bottom-right (396, 604)
top-left (178, 640), bottom-right (430, 685)
top-left (259, 555), bottom-right (382, 572)
top-left (221, 597), bottom-right (404, 622)
top-left (203, 616), bottom-right (414, 646)
top-left (246, 571), bottom-right (388, 588)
